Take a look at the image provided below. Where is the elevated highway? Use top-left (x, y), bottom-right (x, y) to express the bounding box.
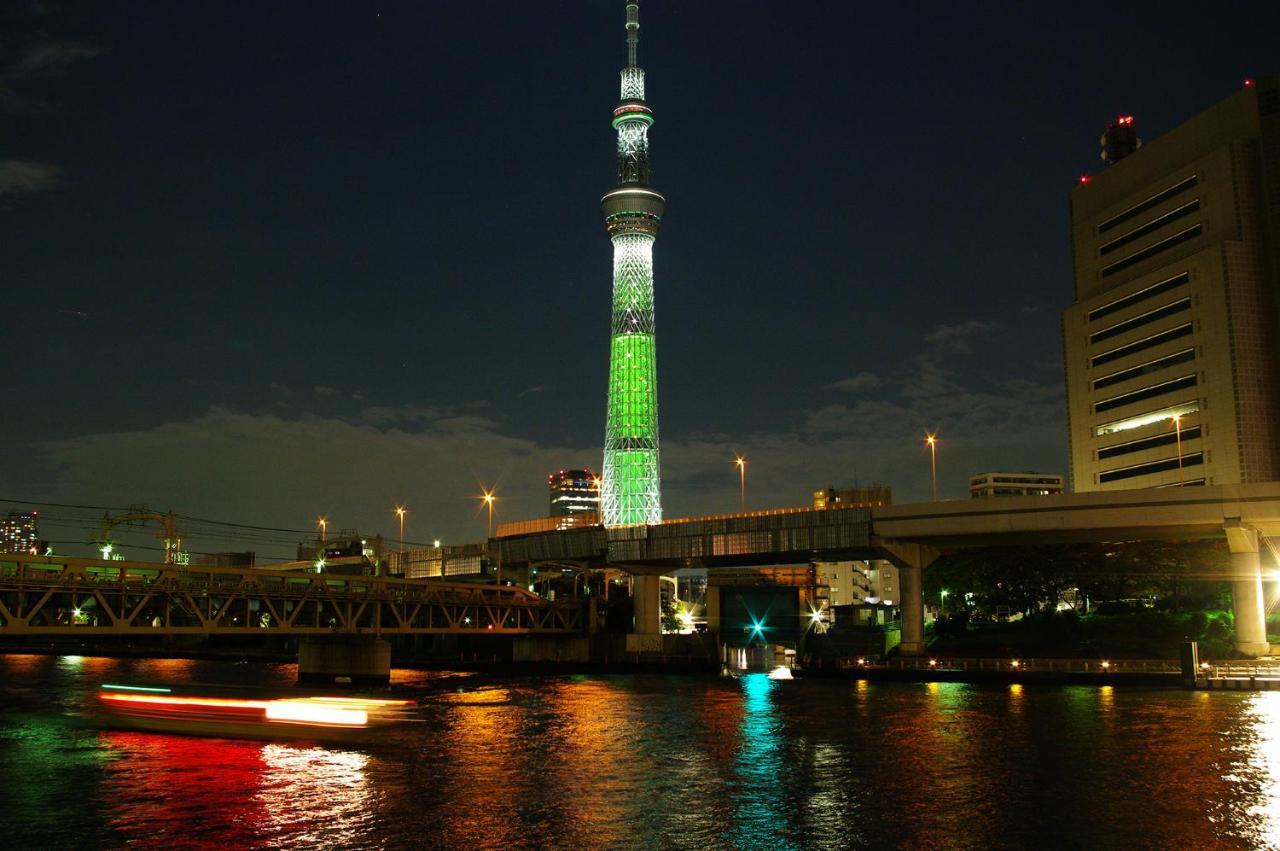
top-left (494, 482), bottom-right (1280, 654)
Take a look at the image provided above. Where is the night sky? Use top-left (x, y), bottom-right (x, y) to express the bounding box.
top-left (3, 1), bottom-right (1278, 560)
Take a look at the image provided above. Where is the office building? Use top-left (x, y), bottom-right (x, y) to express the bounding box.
top-left (969, 472), bottom-right (1065, 498)
top-left (812, 484), bottom-right (892, 510)
top-left (1, 511), bottom-right (40, 554)
top-left (1063, 79), bottom-right (1280, 490)
top-left (548, 469), bottom-right (601, 523)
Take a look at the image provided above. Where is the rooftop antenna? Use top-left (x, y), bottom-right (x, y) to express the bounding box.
top-left (626, 2), bottom-right (639, 68)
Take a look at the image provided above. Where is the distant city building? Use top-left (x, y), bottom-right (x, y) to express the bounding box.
top-left (1, 511), bottom-right (41, 554)
top-left (812, 484), bottom-right (892, 510)
top-left (1064, 80), bottom-right (1280, 490)
top-left (194, 551), bottom-right (256, 568)
top-left (549, 469), bottom-right (601, 526)
top-left (814, 560), bottom-right (898, 608)
top-left (969, 472), bottom-right (1065, 498)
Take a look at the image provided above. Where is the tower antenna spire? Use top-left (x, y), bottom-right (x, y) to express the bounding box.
top-left (626, 1), bottom-right (639, 68)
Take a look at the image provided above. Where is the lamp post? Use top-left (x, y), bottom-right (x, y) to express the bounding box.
top-left (394, 505), bottom-right (406, 556)
top-left (940, 588), bottom-right (949, 617)
top-left (734, 454), bottom-right (747, 513)
top-left (317, 516), bottom-right (327, 543)
top-left (1172, 414), bottom-right (1184, 485)
top-left (481, 489), bottom-right (496, 538)
top-left (925, 433), bottom-right (939, 501)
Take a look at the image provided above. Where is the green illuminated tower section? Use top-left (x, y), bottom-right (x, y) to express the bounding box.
top-left (601, 0), bottom-right (665, 527)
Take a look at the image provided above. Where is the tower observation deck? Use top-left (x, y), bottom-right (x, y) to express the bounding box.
top-left (601, 0), bottom-right (666, 527)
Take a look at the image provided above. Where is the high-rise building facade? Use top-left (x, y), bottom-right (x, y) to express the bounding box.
top-left (600, 1), bottom-right (665, 527)
top-left (1, 511), bottom-right (41, 554)
top-left (548, 469), bottom-right (601, 521)
top-left (1063, 80), bottom-right (1280, 491)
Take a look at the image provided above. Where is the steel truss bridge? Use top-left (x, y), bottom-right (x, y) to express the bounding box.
top-left (0, 555), bottom-right (583, 637)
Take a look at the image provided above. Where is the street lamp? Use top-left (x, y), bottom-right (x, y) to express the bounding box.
top-left (480, 488), bottom-right (497, 538)
top-left (1172, 414), bottom-right (1184, 485)
top-left (940, 588), bottom-right (949, 616)
top-left (924, 433), bottom-right (939, 501)
top-left (394, 505), bottom-right (406, 555)
top-left (317, 516), bottom-right (327, 543)
top-left (734, 454), bottom-right (747, 513)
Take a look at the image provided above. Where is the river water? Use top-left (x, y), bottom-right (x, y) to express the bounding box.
top-left (2, 653), bottom-right (1279, 849)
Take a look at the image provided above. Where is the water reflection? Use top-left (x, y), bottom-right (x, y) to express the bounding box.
top-left (10, 653), bottom-right (1280, 848)
top-left (731, 673), bottom-right (796, 849)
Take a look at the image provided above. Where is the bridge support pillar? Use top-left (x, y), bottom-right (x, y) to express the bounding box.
top-left (705, 585), bottom-right (720, 632)
top-left (1226, 521), bottom-right (1268, 656)
top-left (298, 635), bottom-right (390, 686)
top-left (876, 540), bottom-right (939, 657)
top-left (632, 573), bottom-right (662, 637)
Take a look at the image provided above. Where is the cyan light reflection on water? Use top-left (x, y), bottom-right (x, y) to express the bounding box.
top-left (732, 673), bottom-right (795, 850)
top-left (8, 654), bottom-right (1280, 848)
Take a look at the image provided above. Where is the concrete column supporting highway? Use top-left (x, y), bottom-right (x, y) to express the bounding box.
top-left (876, 540), bottom-right (939, 657)
top-left (1225, 521), bottom-right (1269, 656)
top-left (632, 573), bottom-right (662, 636)
top-left (705, 585), bottom-right (720, 631)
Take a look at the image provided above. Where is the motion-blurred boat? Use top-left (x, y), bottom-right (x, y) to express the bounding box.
top-left (95, 682), bottom-right (412, 741)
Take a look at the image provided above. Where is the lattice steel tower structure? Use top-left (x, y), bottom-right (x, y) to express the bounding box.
top-left (600, 0), bottom-right (666, 527)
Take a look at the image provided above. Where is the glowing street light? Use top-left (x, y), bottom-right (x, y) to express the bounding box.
top-left (924, 433), bottom-right (939, 501)
top-left (394, 505), bottom-right (406, 556)
top-left (433, 539), bottom-right (441, 549)
top-left (317, 516), bottom-right (328, 543)
top-left (940, 588), bottom-right (949, 614)
top-left (480, 488), bottom-right (497, 538)
top-left (734, 454), bottom-right (747, 513)
top-left (1172, 414), bottom-right (1184, 485)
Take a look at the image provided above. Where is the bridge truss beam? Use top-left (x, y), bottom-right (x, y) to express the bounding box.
top-left (0, 556), bottom-right (582, 637)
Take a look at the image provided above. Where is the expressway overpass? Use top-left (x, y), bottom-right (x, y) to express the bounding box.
top-left (495, 482), bottom-right (1280, 655)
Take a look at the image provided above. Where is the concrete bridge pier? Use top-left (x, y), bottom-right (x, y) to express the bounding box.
top-left (1225, 521), bottom-right (1268, 656)
top-left (621, 566), bottom-right (669, 653)
top-left (298, 635), bottom-right (391, 686)
top-left (877, 540), bottom-right (939, 657)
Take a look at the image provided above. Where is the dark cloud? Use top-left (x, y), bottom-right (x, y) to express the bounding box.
top-left (825, 372), bottom-right (881, 393)
top-left (0, 159), bottom-right (61, 194)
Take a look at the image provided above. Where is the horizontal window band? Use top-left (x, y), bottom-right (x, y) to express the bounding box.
top-left (1101, 224), bottom-right (1202, 279)
top-left (1099, 200), bottom-right (1200, 257)
top-left (1090, 298), bottom-right (1191, 345)
top-left (1092, 348), bottom-right (1195, 391)
top-left (1090, 323), bottom-right (1193, 368)
top-left (1088, 272), bottom-right (1190, 323)
top-left (1100, 452), bottom-right (1204, 484)
top-left (1094, 399), bottom-right (1199, 437)
top-left (1097, 175), bottom-right (1199, 234)
top-left (1097, 425), bottom-right (1202, 460)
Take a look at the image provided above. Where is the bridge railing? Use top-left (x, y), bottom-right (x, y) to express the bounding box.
top-left (853, 657), bottom-right (1182, 674)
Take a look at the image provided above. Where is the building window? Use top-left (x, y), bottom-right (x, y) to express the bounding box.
top-left (1088, 272), bottom-right (1190, 323)
top-left (1090, 298), bottom-right (1191, 345)
top-left (1091, 323), bottom-right (1193, 368)
top-left (1094, 400), bottom-right (1199, 437)
top-left (1097, 175), bottom-right (1199, 234)
top-left (1098, 425), bottom-right (1202, 460)
top-left (1100, 225), bottom-right (1202, 279)
top-left (1092, 348), bottom-right (1195, 391)
top-left (1094, 374), bottom-right (1197, 414)
top-left (1099, 201), bottom-right (1200, 256)
top-left (1099, 452), bottom-right (1204, 483)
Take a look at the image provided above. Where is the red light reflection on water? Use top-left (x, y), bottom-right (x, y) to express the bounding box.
top-left (98, 732), bottom-right (372, 846)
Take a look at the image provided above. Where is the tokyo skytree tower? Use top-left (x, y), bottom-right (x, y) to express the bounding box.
top-left (600, 0), bottom-right (665, 527)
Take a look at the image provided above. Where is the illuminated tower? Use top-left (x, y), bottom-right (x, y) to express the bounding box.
top-left (601, 0), bottom-right (665, 527)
